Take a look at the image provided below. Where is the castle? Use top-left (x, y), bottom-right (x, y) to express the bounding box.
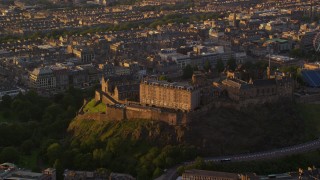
top-left (216, 76), bottom-right (293, 105)
top-left (94, 70), bottom-right (294, 125)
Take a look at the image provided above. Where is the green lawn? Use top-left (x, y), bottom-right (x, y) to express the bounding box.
top-left (83, 99), bottom-right (106, 113)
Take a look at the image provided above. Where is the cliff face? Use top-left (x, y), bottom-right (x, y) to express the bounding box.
top-left (68, 117), bottom-right (184, 146)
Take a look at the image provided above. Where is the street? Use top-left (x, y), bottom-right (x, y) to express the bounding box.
top-left (157, 138), bottom-right (320, 180)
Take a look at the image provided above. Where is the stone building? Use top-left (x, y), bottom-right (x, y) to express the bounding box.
top-left (140, 80), bottom-right (200, 111)
top-left (100, 75), bottom-right (140, 102)
top-left (68, 46), bottom-right (95, 64)
top-left (29, 67), bottom-right (56, 91)
top-left (219, 76), bottom-right (293, 103)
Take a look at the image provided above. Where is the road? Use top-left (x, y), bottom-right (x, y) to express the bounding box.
top-left (156, 138), bottom-right (320, 180)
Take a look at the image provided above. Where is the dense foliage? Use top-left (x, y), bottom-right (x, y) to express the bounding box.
top-left (0, 88), bottom-right (90, 171)
top-left (65, 118), bottom-right (197, 179)
top-left (0, 89), bottom-right (197, 179)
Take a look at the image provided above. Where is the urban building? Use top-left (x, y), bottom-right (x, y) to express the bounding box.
top-left (29, 67), bottom-right (57, 91)
top-left (182, 169), bottom-right (256, 180)
top-left (0, 163), bottom-right (55, 180)
top-left (218, 75), bottom-right (293, 103)
top-left (140, 80), bottom-right (200, 111)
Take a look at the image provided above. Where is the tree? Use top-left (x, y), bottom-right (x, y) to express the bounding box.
top-left (0, 147), bottom-right (20, 163)
top-left (152, 167), bottom-right (163, 179)
top-left (204, 61), bottom-right (211, 72)
top-left (183, 64), bottom-right (194, 79)
top-left (47, 143), bottom-right (62, 165)
top-left (21, 139), bottom-right (34, 155)
top-left (227, 58), bottom-right (237, 71)
top-left (159, 75), bottom-right (168, 81)
top-left (289, 48), bottom-right (304, 58)
top-left (54, 159), bottom-right (64, 180)
top-left (1, 95), bottom-right (12, 109)
top-left (193, 156), bottom-right (205, 169)
top-left (215, 59), bottom-right (225, 73)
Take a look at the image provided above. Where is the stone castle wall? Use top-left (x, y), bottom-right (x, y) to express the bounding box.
top-left (105, 105), bottom-right (188, 125)
top-left (77, 113), bottom-right (109, 121)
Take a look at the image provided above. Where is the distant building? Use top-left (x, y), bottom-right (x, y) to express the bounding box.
top-left (304, 62), bottom-right (320, 70)
top-left (219, 76), bottom-right (293, 104)
top-left (64, 170), bottom-right (94, 180)
top-left (29, 63), bottom-right (101, 94)
top-left (29, 67), bottom-right (57, 91)
top-left (263, 38), bottom-right (292, 53)
top-left (42, 168), bottom-right (56, 180)
top-left (99, 62), bottom-right (115, 76)
top-left (68, 46), bottom-right (95, 64)
top-left (182, 169), bottom-right (256, 180)
top-left (140, 80), bottom-right (200, 111)
top-left (109, 172), bottom-right (135, 180)
top-left (0, 86), bottom-right (25, 102)
top-left (0, 163), bottom-right (55, 180)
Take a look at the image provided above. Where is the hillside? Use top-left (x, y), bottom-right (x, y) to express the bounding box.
top-left (183, 102), bottom-right (306, 155)
top-left (64, 100), bottom-right (320, 179)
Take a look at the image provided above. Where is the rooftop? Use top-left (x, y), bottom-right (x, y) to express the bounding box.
top-left (183, 169), bottom-right (240, 179)
top-left (142, 80), bottom-right (196, 91)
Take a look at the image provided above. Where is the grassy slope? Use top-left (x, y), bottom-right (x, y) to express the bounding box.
top-left (83, 99), bottom-right (106, 113)
top-left (68, 117), bottom-right (178, 146)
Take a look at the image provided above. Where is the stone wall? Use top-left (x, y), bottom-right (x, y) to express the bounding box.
top-left (95, 90), bottom-right (118, 105)
top-left (106, 105), bottom-right (125, 121)
top-left (77, 113), bottom-right (110, 121)
top-left (103, 104), bottom-right (190, 125)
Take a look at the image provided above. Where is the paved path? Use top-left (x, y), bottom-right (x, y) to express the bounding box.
top-left (156, 138), bottom-right (320, 180)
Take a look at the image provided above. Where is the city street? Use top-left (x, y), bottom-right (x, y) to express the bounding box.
top-left (158, 138), bottom-right (320, 180)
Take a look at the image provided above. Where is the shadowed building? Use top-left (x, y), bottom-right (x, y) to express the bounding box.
top-left (98, 75), bottom-right (140, 103)
top-left (182, 169), bottom-right (257, 180)
top-left (219, 76), bottom-right (293, 103)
